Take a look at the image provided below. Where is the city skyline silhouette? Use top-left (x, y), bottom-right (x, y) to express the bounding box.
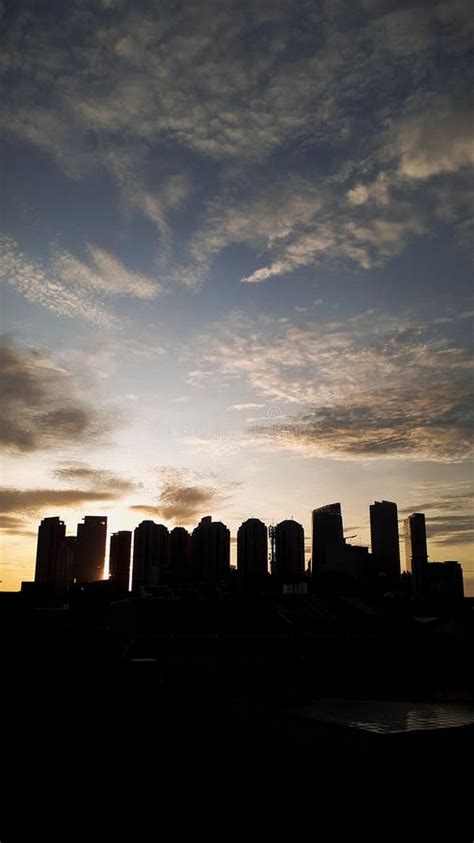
top-left (31, 497), bottom-right (465, 601)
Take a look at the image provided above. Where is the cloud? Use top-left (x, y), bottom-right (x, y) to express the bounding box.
top-left (197, 311), bottom-right (474, 461)
top-left (131, 467), bottom-right (238, 525)
top-left (395, 105), bottom-right (474, 181)
top-left (229, 403), bottom-right (265, 412)
top-left (0, 337), bottom-right (114, 453)
top-left (2, 0), bottom-right (468, 169)
top-left (0, 237), bottom-right (160, 325)
top-left (53, 462), bottom-right (136, 493)
top-left (0, 2), bottom-right (471, 290)
top-left (425, 515), bottom-right (474, 547)
top-left (399, 482), bottom-right (474, 551)
top-left (252, 395), bottom-right (473, 461)
top-left (177, 169), bottom-right (429, 286)
top-left (0, 514), bottom-right (35, 536)
top-left (0, 487), bottom-right (120, 515)
top-left (0, 488), bottom-right (113, 537)
top-left (0, 463), bottom-right (136, 535)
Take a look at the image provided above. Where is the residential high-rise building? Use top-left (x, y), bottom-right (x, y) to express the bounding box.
top-left (59, 536), bottom-right (76, 590)
top-left (74, 516), bottom-right (107, 583)
top-left (169, 526), bottom-right (192, 578)
top-left (274, 519), bottom-right (305, 579)
top-left (132, 521), bottom-right (169, 590)
top-left (237, 518), bottom-right (268, 577)
top-left (109, 531), bottom-right (132, 592)
top-left (404, 513), bottom-right (428, 598)
top-left (191, 516), bottom-right (230, 581)
top-left (34, 517), bottom-right (66, 584)
top-left (311, 503), bottom-right (344, 573)
top-left (369, 500), bottom-right (401, 585)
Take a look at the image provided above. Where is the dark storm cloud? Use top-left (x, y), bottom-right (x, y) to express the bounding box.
top-left (0, 337), bottom-right (114, 453)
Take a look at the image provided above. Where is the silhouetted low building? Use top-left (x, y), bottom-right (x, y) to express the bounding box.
top-left (425, 561), bottom-right (464, 599)
top-left (322, 543), bottom-right (372, 585)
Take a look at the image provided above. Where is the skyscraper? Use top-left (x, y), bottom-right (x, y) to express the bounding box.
top-left (191, 516), bottom-right (230, 581)
top-left (59, 536), bottom-right (76, 591)
top-left (109, 531), bottom-right (132, 592)
top-left (369, 500), bottom-right (401, 585)
top-left (132, 521), bottom-right (169, 590)
top-left (237, 518), bottom-right (268, 577)
top-left (169, 526), bottom-right (192, 578)
top-left (311, 503), bottom-right (344, 573)
top-left (274, 519), bottom-right (305, 579)
top-left (74, 516), bottom-right (107, 583)
top-left (404, 513), bottom-right (428, 598)
top-left (35, 516), bottom-right (66, 584)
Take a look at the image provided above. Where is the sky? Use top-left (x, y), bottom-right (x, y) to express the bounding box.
top-left (0, 0), bottom-right (473, 593)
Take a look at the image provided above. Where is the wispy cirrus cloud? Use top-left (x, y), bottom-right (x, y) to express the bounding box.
top-left (0, 236), bottom-right (161, 326)
top-left (195, 310), bottom-right (474, 461)
top-left (53, 462), bottom-right (137, 494)
top-left (399, 481), bottom-right (474, 551)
